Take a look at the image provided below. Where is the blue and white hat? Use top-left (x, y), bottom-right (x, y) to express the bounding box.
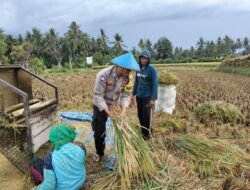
top-left (112, 52), bottom-right (140, 71)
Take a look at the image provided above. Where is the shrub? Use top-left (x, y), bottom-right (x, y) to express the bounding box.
top-left (29, 57), bottom-right (46, 74)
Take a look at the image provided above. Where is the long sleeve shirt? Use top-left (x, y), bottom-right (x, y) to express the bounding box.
top-left (93, 66), bottom-right (131, 111)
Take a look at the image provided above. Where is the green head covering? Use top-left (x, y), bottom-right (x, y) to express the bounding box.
top-left (49, 123), bottom-right (77, 150)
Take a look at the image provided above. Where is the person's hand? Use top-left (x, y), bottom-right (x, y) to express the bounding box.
top-left (121, 106), bottom-right (127, 118)
top-left (105, 109), bottom-right (113, 118)
top-left (148, 100), bottom-right (155, 109)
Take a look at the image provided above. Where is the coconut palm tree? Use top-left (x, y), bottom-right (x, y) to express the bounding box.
top-left (111, 33), bottom-right (126, 54)
top-left (44, 28), bottom-right (63, 69)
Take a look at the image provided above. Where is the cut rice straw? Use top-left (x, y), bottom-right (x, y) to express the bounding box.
top-left (93, 116), bottom-right (158, 190)
top-left (173, 135), bottom-right (250, 177)
top-left (114, 116), bottom-right (157, 189)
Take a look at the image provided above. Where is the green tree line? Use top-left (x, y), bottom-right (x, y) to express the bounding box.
top-left (0, 21), bottom-right (250, 72)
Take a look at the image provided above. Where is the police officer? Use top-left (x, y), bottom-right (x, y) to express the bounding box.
top-left (92, 52), bottom-right (140, 162)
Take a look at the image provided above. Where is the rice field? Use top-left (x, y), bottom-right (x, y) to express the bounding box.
top-left (31, 69), bottom-right (250, 190)
top-left (174, 71), bottom-right (250, 126)
top-left (35, 70), bottom-right (250, 124)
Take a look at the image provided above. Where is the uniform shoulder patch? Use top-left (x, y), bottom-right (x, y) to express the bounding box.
top-left (99, 75), bottom-right (107, 85)
top-left (100, 76), bottom-right (105, 81)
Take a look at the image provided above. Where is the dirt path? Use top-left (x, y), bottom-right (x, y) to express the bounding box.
top-left (0, 153), bottom-right (23, 190)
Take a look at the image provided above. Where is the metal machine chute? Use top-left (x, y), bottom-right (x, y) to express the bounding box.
top-left (0, 64), bottom-right (59, 173)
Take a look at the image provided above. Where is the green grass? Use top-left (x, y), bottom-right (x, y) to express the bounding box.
top-left (32, 62), bottom-right (223, 75)
top-left (41, 62), bottom-right (250, 77)
top-left (41, 67), bottom-right (95, 77)
top-left (216, 55), bottom-right (250, 76)
top-left (216, 66), bottom-right (250, 76)
top-left (92, 62), bottom-right (221, 71)
top-left (153, 62), bottom-right (221, 67)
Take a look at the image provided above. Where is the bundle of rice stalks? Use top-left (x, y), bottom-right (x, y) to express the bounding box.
top-left (134, 152), bottom-right (202, 190)
top-left (158, 72), bottom-right (179, 86)
top-left (94, 131), bottom-right (203, 190)
top-left (114, 117), bottom-right (158, 186)
top-left (93, 116), bottom-right (158, 190)
top-left (194, 101), bottom-right (245, 125)
top-left (173, 135), bottom-right (250, 177)
top-left (155, 118), bottom-right (184, 133)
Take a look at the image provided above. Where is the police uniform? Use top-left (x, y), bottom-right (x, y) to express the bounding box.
top-left (91, 52), bottom-right (140, 158)
top-left (92, 66), bottom-right (131, 156)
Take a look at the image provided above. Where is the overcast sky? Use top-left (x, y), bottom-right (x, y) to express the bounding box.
top-left (0, 0), bottom-right (250, 49)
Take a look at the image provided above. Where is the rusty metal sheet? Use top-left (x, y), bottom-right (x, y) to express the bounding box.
top-left (0, 70), bottom-right (19, 108)
top-left (17, 69), bottom-right (33, 100)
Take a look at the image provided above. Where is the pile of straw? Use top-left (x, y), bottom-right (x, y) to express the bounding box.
top-left (93, 116), bottom-right (157, 189)
top-left (194, 101), bottom-right (245, 125)
top-left (93, 117), bottom-right (203, 189)
top-left (174, 135), bottom-right (250, 177)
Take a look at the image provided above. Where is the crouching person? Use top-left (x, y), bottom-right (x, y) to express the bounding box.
top-left (31, 123), bottom-right (86, 190)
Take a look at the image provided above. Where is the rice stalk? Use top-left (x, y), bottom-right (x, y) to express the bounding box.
top-left (173, 135), bottom-right (250, 177)
top-left (93, 116), bottom-right (203, 190)
top-left (93, 115), bottom-right (158, 190)
top-left (92, 173), bottom-right (119, 190)
top-left (113, 117), bottom-right (158, 189)
top-left (0, 113), bottom-right (24, 134)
